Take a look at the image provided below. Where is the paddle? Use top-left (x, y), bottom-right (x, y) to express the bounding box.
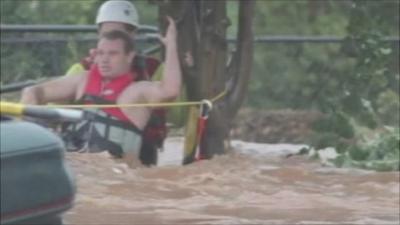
top-left (0, 80), bottom-right (40, 94)
top-left (0, 101), bottom-right (83, 122)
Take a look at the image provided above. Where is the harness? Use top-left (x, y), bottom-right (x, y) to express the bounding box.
top-left (65, 65), bottom-right (143, 158)
top-left (65, 55), bottom-right (165, 164)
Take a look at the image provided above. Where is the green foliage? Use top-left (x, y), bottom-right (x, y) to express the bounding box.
top-left (330, 127), bottom-right (400, 171)
top-left (307, 0), bottom-right (400, 171)
top-left (248, 1), bottom-right (353, 109)
top-left (246, 0), bottom-right (399, 171)
top-left (246, 1), bottom-right (398, 115)
top-left (0, 45), bottom-right (46, 83)
top-left (0, 0), bottom-right (159, 83)
top-left (1, 0), bottom-right (97, 82)
top-left (376, 90), bottom-right (400, 126)
top-left (0, 0), bottom-right (157, 26)
top-left (312, 112), bottom-right (354, 139)
top-left (309, 132), bottom-right (342, 150)
top-left (332, 1), bottom-right (398, 126)
top-left (0, 0), bottom-right (95, 25)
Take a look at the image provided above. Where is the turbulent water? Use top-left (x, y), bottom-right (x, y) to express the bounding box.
top-left (63, 137), bottom-right (399, 225)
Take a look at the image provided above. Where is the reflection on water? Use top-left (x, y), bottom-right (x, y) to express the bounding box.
top-left (64, 138), bottom-right (399, 225)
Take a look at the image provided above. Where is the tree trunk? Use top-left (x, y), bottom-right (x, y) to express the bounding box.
top-left (158, 0), bottom-right (255, 159)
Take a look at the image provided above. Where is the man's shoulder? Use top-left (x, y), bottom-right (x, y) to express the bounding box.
top-left (117, 80), bottom-right (154, 105)
top-left (127, 79), bottom-right (154, 90)
top-left (123, 79), bottom-right (158, 97)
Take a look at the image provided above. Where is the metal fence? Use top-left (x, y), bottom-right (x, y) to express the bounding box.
top-left (1, 25), bottom-right (399, 108)
top-left (0, 25), bottom-right (162, 85)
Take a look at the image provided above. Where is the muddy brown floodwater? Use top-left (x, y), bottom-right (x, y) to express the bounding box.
top-left (63, 138), bottom-right (399, 225)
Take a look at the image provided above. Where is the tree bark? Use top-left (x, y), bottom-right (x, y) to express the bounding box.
top-left (158, 0), bottom-right (255, 159)
top-left (226, 0), bottom-right (255, 119)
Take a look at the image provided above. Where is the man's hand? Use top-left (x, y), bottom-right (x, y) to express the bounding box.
top-left (21, 85), bottom-right (45, 105)
top-left (84, 48), bottom-right (97, 65)
top-left (159, 16), bottom-right (177, 47)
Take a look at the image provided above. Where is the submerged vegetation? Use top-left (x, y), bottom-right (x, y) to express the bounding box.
top-left (308, 1), bottom-right (399, 171)
top-left (331, 127), bottom-right (399, 171)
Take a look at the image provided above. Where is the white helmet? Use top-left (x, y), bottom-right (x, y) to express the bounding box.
top-left (96, 0), bottom-right (139, 28)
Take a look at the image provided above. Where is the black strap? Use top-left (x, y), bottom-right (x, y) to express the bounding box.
top-left (89, 127), bottom-right (124, 158)
top-left (63, 121), bottom-right (91, 151)
top-left (81, 94), bottom-right (114, 105)
top-left (76, 94), bottom-right (143, 135)
top-left (91, 112), bottom-right (142, 135)
top-left (63, 119), bottom-right (124, 157)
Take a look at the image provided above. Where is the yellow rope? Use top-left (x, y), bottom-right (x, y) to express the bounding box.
top-left (34, 89), bottom-right (227, 109)
top-left (210, 89), bottom-right (227, 102)
top-left (40, 101), bottom-right (201, 109)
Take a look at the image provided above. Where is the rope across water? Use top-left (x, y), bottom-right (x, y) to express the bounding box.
top-left (31, 89), bottom-right (227, 109)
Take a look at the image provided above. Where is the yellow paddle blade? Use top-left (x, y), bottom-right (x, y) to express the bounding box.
top-left (0, 102), bottom-right (25, 116)
top-left (183, 106), bottom-right (199, 159)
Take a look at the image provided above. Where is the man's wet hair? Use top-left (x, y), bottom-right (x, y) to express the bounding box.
top-left (101, 30), bottom-right (135, 53)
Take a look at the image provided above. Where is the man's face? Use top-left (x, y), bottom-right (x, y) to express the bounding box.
top-left (99, 22), bottom-right (135, 37)
top-left (96, 38), bottom-right (134, 79)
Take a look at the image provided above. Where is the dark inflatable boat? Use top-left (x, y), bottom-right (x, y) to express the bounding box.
top-left (0, 116), bottom-right (76, 225)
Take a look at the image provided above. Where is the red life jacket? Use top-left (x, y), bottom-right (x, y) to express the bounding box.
top-left (80, 55), bottom-right (160, 81)
top-left (83, 64), bottom-right (134, 123)
top-left (65, 56), bottom-right (166, 165)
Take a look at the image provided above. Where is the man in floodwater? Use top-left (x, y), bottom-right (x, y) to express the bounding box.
top-left (65, 0), bottom-right (187, 165)
top-left (66, 0), bottom-right (187, 128)
top-left (20, 17), bottom-right (181, 166)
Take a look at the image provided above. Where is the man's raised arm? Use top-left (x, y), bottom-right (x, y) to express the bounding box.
top-left (138, 16), bottom-right (181, 103)
top-left (158, 16), bottom-right (182, 100)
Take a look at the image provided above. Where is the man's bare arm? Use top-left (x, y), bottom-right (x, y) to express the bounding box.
top-left (20, 72), bottom-right (87, 105)
top-left (144, 16), bottom-right (182, 103)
